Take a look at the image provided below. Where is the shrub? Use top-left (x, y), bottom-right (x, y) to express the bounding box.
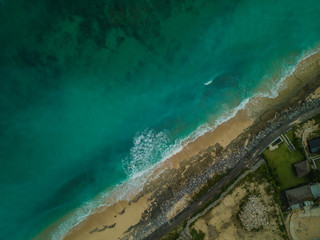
top-left (190, 228), bottom-right (205, 240)
top-left (309, 169), bottom-right (320, 183)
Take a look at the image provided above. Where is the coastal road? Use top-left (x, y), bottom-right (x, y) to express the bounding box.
top-left (144, 105), bottom-right (320, 240)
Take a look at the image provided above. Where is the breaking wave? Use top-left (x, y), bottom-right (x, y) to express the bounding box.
top-left (122, 129), bottom-right (169, 178)
top-left (50, 48), bottom-right (319, 240)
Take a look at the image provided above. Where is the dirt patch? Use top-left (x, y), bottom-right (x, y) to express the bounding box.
top-left (287, 207), bottom-right (320, 240)
top-left (193, 176), bottom-right (284, 240)
top-left (294, 216), bottom-right (320, 240)
top-left (46, 51), bottom-right (320, 240)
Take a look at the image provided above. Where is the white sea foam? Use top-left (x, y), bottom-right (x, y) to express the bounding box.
top-left (50, 48), bottom-right (320, 240)
top-left (122, 129), bottom-right (169, 178)
top-left (50, 198), bottom-right (105, 240)
top-left (204, 80), bottom-right (213, 86)
top-left (299, 47), bottom-right (320, 63)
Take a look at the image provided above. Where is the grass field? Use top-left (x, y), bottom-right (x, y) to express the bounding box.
top-left (262, 142), bottom-right (309, 190)
top-left (285, 129), bottom-right (294, 142)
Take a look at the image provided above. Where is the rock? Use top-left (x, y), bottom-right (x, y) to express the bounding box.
top-left (239, 196), bottom-right (269, 231)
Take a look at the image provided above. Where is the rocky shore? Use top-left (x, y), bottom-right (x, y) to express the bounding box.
top-left (118, 57), bottom-right (320, 239)
top-left (58, 51), bottom-right (320, 240)
top-left (129, 77), bottom-right (320, 240)
top-left (239, 196), bottom-right (269, 231)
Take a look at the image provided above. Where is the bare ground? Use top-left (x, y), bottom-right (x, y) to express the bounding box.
top-left (192, 174), bottom-right (285, 240)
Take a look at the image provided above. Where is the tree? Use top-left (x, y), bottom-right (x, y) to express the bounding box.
top-left (309, 169), bottom-right (320, 183)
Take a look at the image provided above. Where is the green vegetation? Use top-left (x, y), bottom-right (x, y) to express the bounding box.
top-left (161, 231), bottom-right (179, 240)
top-left (168, 163), bottom-right (291, 240)
top-left (253, 164), bottom-right (282, 205)
top-left (309, 169), bottom-right (320, 182)
top-left (243, 164), bottom-right (268, 183)
top-left (239, 164), bottom-right (289, 238)
top-left (285, 130), bottom-right (294, 142)
top-left (276, 218), bottom-right (289, 240)
top-left (190, 164), bottom-right (289, 239)
top-left (291, 127), bottom-right (305, 153)
top-left (262, 143), bottom-right (309, 190)
top-left (292, 136), bottom-right (304, 153)
top-left (190, 228), bottom-right (205, 240)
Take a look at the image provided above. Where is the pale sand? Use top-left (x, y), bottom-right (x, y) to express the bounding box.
top-left (193, 177), bottom-right (283, 240)
top-left (35, 106), bottom-right (253, 240)
top-left (293, 216), bottom-right (320, 240)
top-left (288, 207), bottom-right (320, 240)
top-left (37, 50), bottom-right (320, 240)
top-left (63, 194), bottom-right (151, 240)
top-left (59, 108), bottom-right (254, 240)
top-left (162, 109), bottom-right (253, 170)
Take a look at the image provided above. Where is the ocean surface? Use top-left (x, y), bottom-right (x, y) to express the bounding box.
top-left (1, 0), bottom-right (320, 239)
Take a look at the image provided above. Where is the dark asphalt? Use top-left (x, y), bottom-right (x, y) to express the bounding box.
top-left (144, 106), bottom-right (320, 240)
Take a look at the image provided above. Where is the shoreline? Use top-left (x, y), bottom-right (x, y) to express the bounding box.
top-left (36, 49), bottom-right (320, 240)
top-left (142, 51), bottom-right (320, 240)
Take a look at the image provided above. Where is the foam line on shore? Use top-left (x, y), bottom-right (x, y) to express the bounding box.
top-left (49, 48), bottom-right (319, 240)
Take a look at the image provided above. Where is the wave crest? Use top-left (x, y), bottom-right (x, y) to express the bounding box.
top-left (122, 129), bottom-right (169, 178)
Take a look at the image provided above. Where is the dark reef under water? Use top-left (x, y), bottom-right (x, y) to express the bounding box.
top-left (1, 0), bottom-right (320, 239)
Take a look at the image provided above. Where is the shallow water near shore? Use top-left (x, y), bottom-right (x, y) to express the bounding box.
top-left (1, 0), bottom-right (320, 239)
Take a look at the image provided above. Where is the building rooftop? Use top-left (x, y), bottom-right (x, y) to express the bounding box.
top-left (310, 183), bottom-right (320, 198)
top-left (293, 160), bottom-right (310, 178)
top-left (308, 137), bottom-right (320, 154)
top-left (285, 185), bottom-right (313, 206)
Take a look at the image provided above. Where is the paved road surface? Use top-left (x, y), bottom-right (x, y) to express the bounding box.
top-left (144, 106), bottom-right (320, 240)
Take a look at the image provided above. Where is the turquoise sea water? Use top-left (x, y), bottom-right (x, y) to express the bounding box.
top-left (1, 0), bottom-right (320, 239)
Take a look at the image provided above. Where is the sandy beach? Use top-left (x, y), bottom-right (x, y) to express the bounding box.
top-left (36, 49), bottom-right (320, 240)
top-left (59, 111), bottom-right (254, 240)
